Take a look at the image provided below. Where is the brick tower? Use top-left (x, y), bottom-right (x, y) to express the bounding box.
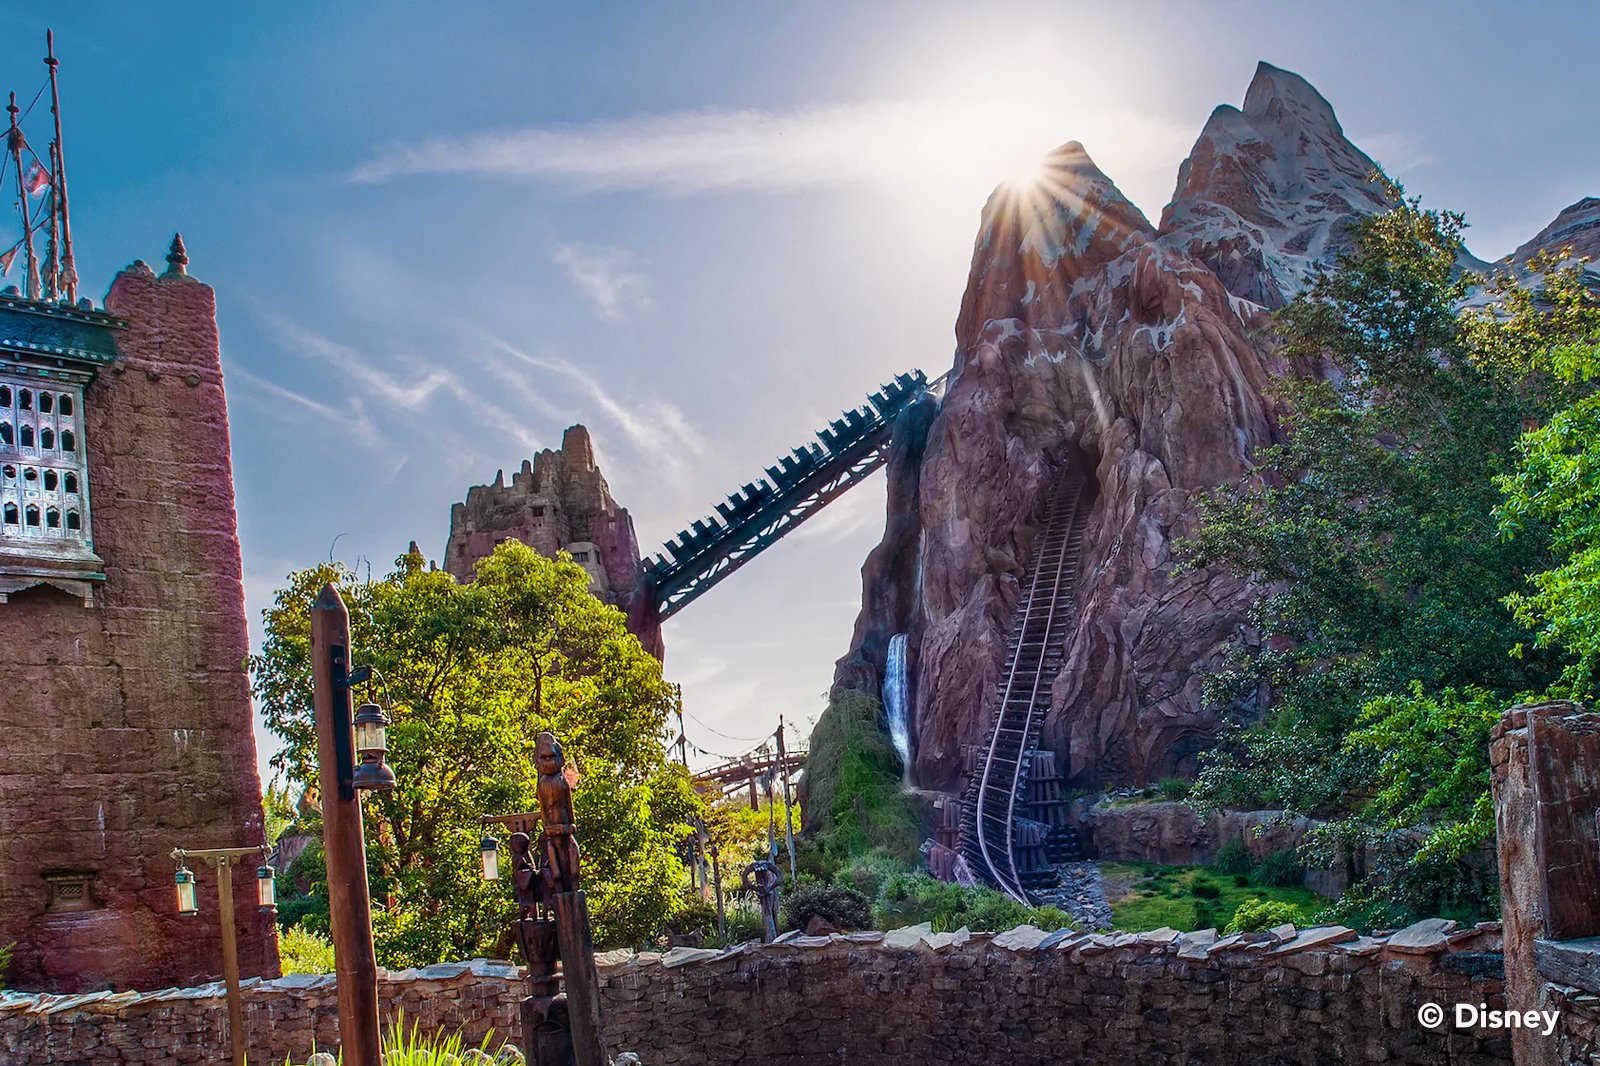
top-left (0, 239), bottom-right (278, 991)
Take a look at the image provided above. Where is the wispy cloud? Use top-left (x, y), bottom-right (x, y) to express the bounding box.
top-left (272, 318), bottom-right (454, 409)
top-left (553, 244), bottom-right (650, 319)
top-left (1353, 132), bottom-right (1435, 175)
top-left (486, 336), bottom-right (710, 485)
top-left (352, 98), bottom-right (1191, 204)
top-left (229, 364), bottom-right (385, 452)
top-left (264, 316), bottom-right (547, 455)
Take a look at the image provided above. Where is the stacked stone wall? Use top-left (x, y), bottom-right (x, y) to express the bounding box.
top-left (0, 255), bottom-right (276, 992)
top-left (0, 923), bottom-right (1512, 1065)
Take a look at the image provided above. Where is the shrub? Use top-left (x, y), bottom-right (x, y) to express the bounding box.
top-left (1232, 874), bottom-right (1249, 888)
top-left (782, 883), bottom-right (873, 932)
top-left (1254, 850), bottom-right (1305, 888)
top-left (666, 896), bottom-right (719, 938)
top-left (835, 850), bottom-right (907, 900)
top-left (278, 924), bottom-right (335, 975)
top-left (1225, 899), bottom-right (1303, 934)
top-left (0, 941), bottom-right (11, 990)
top-left (1192, 880), bottom-right (1221, 901)
top-left (1210, 839), bottom-right (1254, 875)
top-left (1156, 777), bottom-right (1193, 801)
top-left (802, 690), bottom-right (923, 863)
top-left (1193, 901), bottom-right (1221, 931)
top-left (876, 871), bottom-right (1072, 934)
top-left (724, 903), bottom-right (768, 943)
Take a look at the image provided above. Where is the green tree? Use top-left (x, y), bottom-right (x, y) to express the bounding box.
top-left (251, 541), bottom-right (699, 964)
top-left (1181, 188), bottom-right (1599, 919)
top-left (1498, 335), bottom-right (1600, 695)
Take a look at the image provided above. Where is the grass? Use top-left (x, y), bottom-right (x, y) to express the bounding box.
top-left (1100, 861), bottom-right (1322, 933)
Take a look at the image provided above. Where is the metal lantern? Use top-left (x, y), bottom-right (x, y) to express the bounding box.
top-left (174, 865), bottom-right (198, 916)
top-left (256, 864), bottom-right (276, 913)
top-left (352, 701), bottom-right (396, 792)
top-left (479, 834), bottom-right (500, 881)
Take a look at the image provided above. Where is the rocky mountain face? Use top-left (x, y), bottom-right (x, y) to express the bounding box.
top-left (831, 62), bottom-right (1595, 793)
top-left (1511, 196), bottom-right (1600, 270)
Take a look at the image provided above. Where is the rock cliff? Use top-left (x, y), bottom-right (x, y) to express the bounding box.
top-left (831, 62), bottom-right (1594, 793)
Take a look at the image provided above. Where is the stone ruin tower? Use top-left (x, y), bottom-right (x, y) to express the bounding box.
top-left (0, 239), bottom-right (278, 991)
top-left (443, 424), bottom-right (661, 655)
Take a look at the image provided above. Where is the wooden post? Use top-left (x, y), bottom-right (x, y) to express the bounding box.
top-left (551, 892), bottom-right (607, 1066)
top-left (312, 584), bottom-right (382, 1066)
top-left (708, 841), bottom-right (726, 942)
top-left (215, 856), bottom-right (245, 1066)
top-left (776, 718), bottom-right (798, 881)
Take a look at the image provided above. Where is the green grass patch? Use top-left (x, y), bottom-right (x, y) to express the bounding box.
top-left (1100, 861), bottom-right (1321, 933)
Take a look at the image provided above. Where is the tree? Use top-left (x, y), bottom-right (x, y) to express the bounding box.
top-left (1498, 335), bottom-right (1600, 696)
top-left (1181, 187), bottom-right (1600, 920)
top-left (251, 541), bottom-right (699, 964)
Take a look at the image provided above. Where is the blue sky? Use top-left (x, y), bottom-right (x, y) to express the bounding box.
top-left (2, 2), bottom-right (1594, 786)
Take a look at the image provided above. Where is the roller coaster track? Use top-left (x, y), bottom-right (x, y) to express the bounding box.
top-left (641, 369), bottom-right (947, 621)
top-left (963, 472), bottom-right (1093, 903)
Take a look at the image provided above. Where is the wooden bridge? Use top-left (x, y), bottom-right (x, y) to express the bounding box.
top-left (641, 369), bottom-right (945, 621)
top-left (694, 749), bottom-right (808, 808)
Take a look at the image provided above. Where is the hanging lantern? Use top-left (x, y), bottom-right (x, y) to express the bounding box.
top-left (174, 865), bottom-right (198, 917)
top-left (352, 701), bottom-right (396, 792)
top-left (256, 863), bottom-right (277, 913)
top-left (479, 834), bottom-right (500, 881)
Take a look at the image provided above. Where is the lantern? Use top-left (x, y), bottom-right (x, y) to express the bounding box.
top-left (256, 864), bottom-right (277, 913)
top-left (174, 865), bottom-right (198, 916)
top-left (352, 701), bottom-right (396, 792)
top-left (480, 834), bottom-right (500, 881)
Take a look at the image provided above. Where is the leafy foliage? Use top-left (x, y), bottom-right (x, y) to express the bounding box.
top-left (278, 923), bottom-right (336, 975)
top-left (1101, 862), bottom-right (1317, 934)
top-left (1252, 850), bottom-right (1304, 889)
top-left (782, 883), bottom-right (874, 932)
top-left (286, 1011), bottom-right (509, 1066)
top-left (251, 542), bottom-right (699, 963)
top-left (1225, 899), bottom-right (1305, 934)
top-left (1209, 840), bottom-right (1254, 876)
top-left (801, 689), bottom-right (923, 863)
top-left (1181, 186), bottom-right (1600, 918)
top-left (0, 941), bottom-right (11, 991)
top-left (873, 870), bottom-right (1071, 934)
top-left (1498, 336), bottom-right (1600, 695)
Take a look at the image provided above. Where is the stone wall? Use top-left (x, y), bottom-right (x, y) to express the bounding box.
top-left (0, 921), bottom-right (1511, 1065)
top-left (0, 247), bottom-right (276, 992)
top-left (1079, 800), bottom-right (1359, 897)
top-left (1492, 701), bottom-right (1600, 1066)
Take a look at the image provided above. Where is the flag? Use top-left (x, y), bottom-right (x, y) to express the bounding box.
top-left (23, 160), bottom-right (50, 197)
top-left (0, 245), bottom-right (16, 276)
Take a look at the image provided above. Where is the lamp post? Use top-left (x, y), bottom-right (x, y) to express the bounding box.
top-left (169, 844), bottom-right (274, 1066)
top-left (310, 583), bottom-right (395, 1066)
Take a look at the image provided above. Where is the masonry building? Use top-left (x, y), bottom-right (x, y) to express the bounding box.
top-left (444, 424), bottom-right (662, 655)
top-left (0, 239), bottom-right (278, 991)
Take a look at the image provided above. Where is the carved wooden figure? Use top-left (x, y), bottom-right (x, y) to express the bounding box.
top-left (536, 732), bottom-right (582, 893)
top-left (742, 860), bottom-right (783, 943)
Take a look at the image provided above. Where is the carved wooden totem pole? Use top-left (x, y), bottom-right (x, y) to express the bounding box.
top-left (741, 859), bottom-right (783, 943)
top-left (510, 732), bottom-right (611, 1066)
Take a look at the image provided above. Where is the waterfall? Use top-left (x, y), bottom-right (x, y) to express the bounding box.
top-left (882, 633), bottom-right (912, 784)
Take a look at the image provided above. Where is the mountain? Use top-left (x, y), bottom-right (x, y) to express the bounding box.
top-left (828, 62), bottom-right (1592, 793)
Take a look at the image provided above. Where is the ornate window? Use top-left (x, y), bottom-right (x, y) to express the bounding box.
top-left (0, 295), bottom-right (122, 605)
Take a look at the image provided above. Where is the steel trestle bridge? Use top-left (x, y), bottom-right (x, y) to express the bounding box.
top-left (642, 369), bottom-right (945, 621)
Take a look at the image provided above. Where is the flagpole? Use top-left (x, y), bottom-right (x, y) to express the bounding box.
top-left (45, 30), bottom-right (75, 304)
top-left (5, 92), bottom-right (40, 301)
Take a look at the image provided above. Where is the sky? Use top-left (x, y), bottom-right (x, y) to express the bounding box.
top-left (1, 2), bottom-right (1594, 788)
